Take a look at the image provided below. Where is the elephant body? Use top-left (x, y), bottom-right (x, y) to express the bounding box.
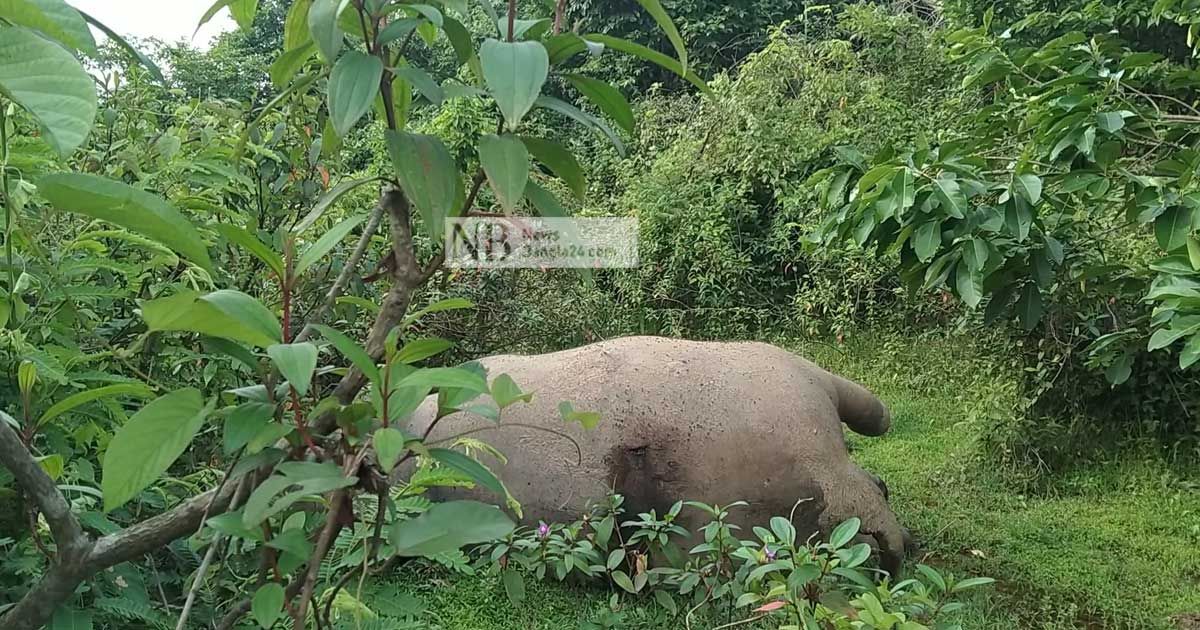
top-left (404, 336), bottom-right (906, 573)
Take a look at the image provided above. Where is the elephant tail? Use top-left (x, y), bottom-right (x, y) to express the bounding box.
top-left (829, 373), bottom-right (891, 437)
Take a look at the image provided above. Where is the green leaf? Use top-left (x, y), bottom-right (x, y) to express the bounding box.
top-left (828, 517), bottom-right (860, 549)
top-left (328, 51), bottom-right (383, 137)
top-left (77, 10), bottom-right (164, 82)
top-left (611, 569), bottom-right (637, 593)
top-left (294, 175), bottom-right (383, 233)
top-left (396, 337), bottom-right (454, 364)
top-left (402, 297), bottom-right (474, 327)
top-left (251, 583), bottom-right (285, 628)
top-left (224, 402), bottom-right (276, 455)
top-left (392, 66), bottom-right (444, 105)
top-left (1180, 334), bottom-right (1200, 370)
top-left (374, 427), bottom-right (407, 473)
top-left (564, 74), bottom-right (634, 134)
top-left (955, 262), bottom-right (983, 308)
top-left (1148, 316), bottom-right (1200, 351)
top-left (38, 383), bottom-right (154, 428)
top-left (535, 95), bottom-right (624, 155)
top-left (962, 237), bottom-right (989, 272)
top-left (932, 176), bottom-right (966, 218)
top-left (269, 41), bottom-right (316, 88)
top-left (1017, 283), bottom-right (1043, 331)
top-left (521, 136), bottom-right (585, 200)
top-left (312, 324), bottom-right (380, 383)
top-left (49, 608), bottom-right (92, 630)
top-left (1095, 112), bottom-right (1125, 133)
top-left (0, 25), bottom-right (97, 155)
top-left (283, 0), bottom-right (312, 50)
top-left (583, 34), bottom-right (708, 94)
top-left (952, 576), bottom-right (996, 593)
top-left (309, 0), bottom-right (347, 61)
top-left (1013, 173), bottom-right (1043, 205)
top-left (480, 39), bottom-right (549, 130)
top-left (631, 0), bottom-right (687, 75)
top-left (913, 220), bottom-right (941, 262)
top-left (1155, 206), bottom-right (1192, 251)
top-left (397, 367), bottom-right (487, 393)
top-left (216, 223), bottom-right (285, 279)
top-left (268, 343), bottom-right (320, 397)
top-left (390, 500), bottom-right (515, 557)
top-left (478, 134), bottom-right (530, 213)
top-left (102, 389), bottom-right (212, 512)
top-left (40, 174), bottom-right (214, 272)
top-left (429, 447), bottom-right (505, 497)
top-left (229, 0), bottom-right (258, 29)
top-left (296, 213), bottom-right (367, 276)
top-left (1187, 236), bottom-right (1200, 270)
top-left (1005, 198), bottom-right (1032, 242)
top-left (141, 290), bottom-right (281, 348)
top-left (242, 463), bottom-right (356, 527)
top-left (0, 0), bottom-right (96, 54)
top-left (386, 131), bottom-right (461, 241)
top-left (557, 401), bottom-right (600, 429)
top-left (490, 373), bottom-right (532, 408)
top-left (502, 568), bottom-right (526, 605)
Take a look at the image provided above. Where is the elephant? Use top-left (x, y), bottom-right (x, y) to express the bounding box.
top-left (403, 336), bottom-right (907, 574)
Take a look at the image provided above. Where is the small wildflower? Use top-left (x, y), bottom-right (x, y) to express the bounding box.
top-left (765, 548), bottom-right (777, 561)
top-left (537, 521), bottom-right (550, 539)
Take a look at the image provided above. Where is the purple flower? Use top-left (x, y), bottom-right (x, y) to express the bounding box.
top-left (537, 522), bottom-right (550, 539)
top-left (765, 548), bottom-right (777, 561)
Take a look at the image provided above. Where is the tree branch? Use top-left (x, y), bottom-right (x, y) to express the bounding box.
top-left (295, 201), bottom-right (386, 343)
top-left (0, 412), bottom-right (89, 561)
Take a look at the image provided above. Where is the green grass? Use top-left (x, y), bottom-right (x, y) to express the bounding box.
top-left (386, 333), bottom-right (1200, 629)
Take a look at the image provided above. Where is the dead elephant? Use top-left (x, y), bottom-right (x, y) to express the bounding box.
top-left (404, 336), bottom-right (908, 574)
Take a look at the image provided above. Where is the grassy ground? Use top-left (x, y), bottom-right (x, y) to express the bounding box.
top-left (387, 333), bottom-right (1200, 629)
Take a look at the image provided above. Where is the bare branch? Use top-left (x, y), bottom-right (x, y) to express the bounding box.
top-left (295, 201), bottom-right (386, 343)
top-left (0, 411), bottom-right (89, 559)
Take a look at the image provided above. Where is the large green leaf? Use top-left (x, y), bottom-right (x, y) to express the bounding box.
top-left (521, 136), bottom-right (585, 200)
top-left (0, 0), bottom-right (96, 54)
top-left (0, 25), bottom-right (97, 156)
top-left (429, 447), bottom-right (505, 497)
top-left (313, 324), bottom-right (380, 383)
top-left (480, 39), bottom-right (549, 130)
top-left (1017, 283), bottom-right (1043, 331)
top-left (141, 290), bottom-right (282, 348)
top-left (328, 51), bottom-right (383, 137)
top-left (77, 10), bottom-right (164, 82)
top-left (216, 223), bottom-right (285, 280)
top-left (955, 263), bottom-right (983, 308)
top-left (242, 462), bottom-right (356, 527)
top-left (392, 66), bottom-right (444, 105)
top-left (224, 402), bottom-right (276, 455)
top-left (309, 0), bottom-right (348, 61)
top-left (390, 500), bottom-right (515, 557)
top-left (295, 213), bottom-right (367, 276)
top-left (267, 343), bottom-right (320, 397)
top-left (102, 389), bottom-right (212, 512)
top-left (535, 95), bottom-right (624, 155)
top-left (583, 34), bottom-right (708, 94)
top-left (229, 0), bottom-right (258, 29)
top-left (269, 42), bottom-right (315, 88)
top-left (631, 0), bottom-right (687, 75)
top-left (565, 73), bottom-right (634, 134)
top-left (373, 427), bottom-right (407, 473)
top-left (40, 174), bottom-right (214, 272)
top-left (397, 366), bottom-right (487, 393)
top-left (386, 131), bottom-right (461, 241)
top-left (1013, 173), bottom-right (1043, 205)
top-left (1155, 206), bottom-right (1193, 252)
top-left (913, 220), bottom-right (941, 263)
top-left (478, 134), bottom-right (529, 213)
top-left (38, 384), bottom-right (154, 428)
top-left (294, 175), bottom-right (384, 233)
top-left (251, 583), bottom-right (284, 629)
top-left (395, 337), bottom-right (454, 364)
top-left (283, 0), bottom-right (312, 50)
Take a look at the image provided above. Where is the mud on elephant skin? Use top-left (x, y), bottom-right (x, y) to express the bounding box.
top-left (403, 336), bottom-right (908, 575)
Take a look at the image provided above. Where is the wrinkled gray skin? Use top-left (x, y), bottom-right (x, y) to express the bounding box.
top-left (403, 336), bottom-right (907, 574)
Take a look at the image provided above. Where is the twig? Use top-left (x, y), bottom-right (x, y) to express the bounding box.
top-left (711, 614), bottom-right (769, 629)
top-left (295, 202), bottom-right (385, 343)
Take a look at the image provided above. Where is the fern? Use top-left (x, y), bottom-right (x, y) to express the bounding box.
top-left (94, 596), bottom-right (173, 629)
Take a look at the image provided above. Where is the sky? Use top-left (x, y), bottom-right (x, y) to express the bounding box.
top-left (72, 0), bottom-right (236, 49)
